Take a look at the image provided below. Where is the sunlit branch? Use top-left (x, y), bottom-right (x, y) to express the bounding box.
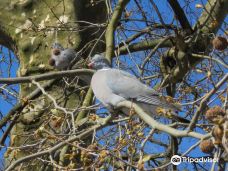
top-left (105, 0), bottom-right (130, 62)
top-left (116, 101), bottom-right (210, 139)
top-left (0, 69), bottom-right (94, 85)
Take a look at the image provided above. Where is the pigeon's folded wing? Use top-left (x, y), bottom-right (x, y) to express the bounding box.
top-left (106, 69), bottom-right (180, 110)
top-left (106, 69), bottom-right (159, 99)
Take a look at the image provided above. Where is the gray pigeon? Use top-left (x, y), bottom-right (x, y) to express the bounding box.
top-left (89, 54), bottom-right (189, 123)
top-left (49, 42), bottom-right (78, 70)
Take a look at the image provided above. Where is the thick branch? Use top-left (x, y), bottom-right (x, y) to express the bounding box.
top-left (160, 47), bottom-right (227, 87)
top-left (105, 0), bottom-right (130, 62)
top-left (117, 38), bottom-right (174, 55)
top-left (167, 0), bottom-right (192, 31)
top-left (161, 0), bottom-right (228, 87)
top-left (0, 69), bottom-right (94, 85)
top-left (116, 101), bottom-right (209, 139)
top-left (0, 27), bottom-right (15, 51)
top-left (196, 0), bottom-right (228, 33)
top-left (75, 87), bottom-right (93, 122)
top-left (118, 27), bottom-right (151, 47)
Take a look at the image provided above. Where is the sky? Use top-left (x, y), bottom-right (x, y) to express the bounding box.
top-left (0, 47), bottom-right (19, 163)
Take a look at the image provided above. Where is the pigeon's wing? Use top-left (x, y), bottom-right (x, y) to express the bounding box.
top-left (106, 69), bottom-right (165, 106)
top-left (62, 49), bottom-right (77, 61)
top-left (106, 69), bottom-right (180, 110)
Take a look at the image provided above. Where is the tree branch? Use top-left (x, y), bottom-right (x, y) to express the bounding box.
top-left (161, 0), bottom-right (228, 87)
top-left (167, 0), bottom-right (192, 31)
top-left (195, 0), bottom-right (228, 33)
top-left (0, 69), bottom-right (94, 85)
top-left (0, 80), bottom-right (56, 129)
top-left (188, 73), bottom-right (228, 131)
top-left (5, 115), bottom-right (112, 171)
top-left (105, 0), bottom-right (130, 62)
top-left (117, 38), bottom-right (174, 55)
top-left (0, 27), bottom-right (16, 51)
top-left (116, 101), bottom-right (209, 139)
top-left (75, 87), bottom-right (93, 122)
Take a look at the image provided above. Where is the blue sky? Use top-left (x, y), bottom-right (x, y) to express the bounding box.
top-left (0, 47), bottom-right (19, 161)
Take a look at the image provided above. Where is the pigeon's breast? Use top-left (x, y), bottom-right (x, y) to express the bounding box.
top-left (91, 70), bottom-right (113, 105)
top-left (91, 69), bottom-right (125, 107)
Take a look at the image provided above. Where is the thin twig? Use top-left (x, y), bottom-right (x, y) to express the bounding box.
top-left (188, 73), bottom-right (228, 131)
top-left (5, 116), bottom-right (112, 171)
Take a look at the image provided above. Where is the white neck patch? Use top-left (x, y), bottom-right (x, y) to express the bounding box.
top-left (100, 68), bottom-right (111, 71)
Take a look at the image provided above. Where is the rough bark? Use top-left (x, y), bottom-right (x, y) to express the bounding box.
top-left (0, 0), bottom-right (106, 170)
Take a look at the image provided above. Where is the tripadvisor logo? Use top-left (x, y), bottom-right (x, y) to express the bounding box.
top-left (171, 155), bottom-right (218, 165)
top-left (171, 155), bottom-right (181, 165)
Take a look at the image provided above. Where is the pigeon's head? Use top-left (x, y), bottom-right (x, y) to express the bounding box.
top-left (51, 42), bottom-right (64, 56)
top-left (51, 42), bottom-right (64, 50)
top-left (88, 54), bottom-right (111, 70)
top-left (49, 42), bottom-right (64, 68)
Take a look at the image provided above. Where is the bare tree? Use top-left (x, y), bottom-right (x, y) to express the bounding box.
top-left (0, 0), bottom-right (227, 170)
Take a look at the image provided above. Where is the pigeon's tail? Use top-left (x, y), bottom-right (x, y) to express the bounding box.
top-left (167, 103), bottom-right (182, 112)
top-left (136, 95), bottom-right (182, 112)
top-left (157, 101), bottom-right (190, 123)
top-left (158, 96), bottom-right (182, 112)
top-left (135, 102), bottom-right (189, 123)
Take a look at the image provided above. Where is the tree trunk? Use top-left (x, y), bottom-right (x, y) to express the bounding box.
top-left (0, 0), bottom-right (106, 170)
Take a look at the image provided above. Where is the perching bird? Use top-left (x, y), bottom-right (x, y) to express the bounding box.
top-left (49, 42), bottom-right (78, 70)
top-left (89, 54), bottom-right (189, 123)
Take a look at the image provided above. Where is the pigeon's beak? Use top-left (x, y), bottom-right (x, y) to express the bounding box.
top-left (87, 61), bottom-right (94, 68)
